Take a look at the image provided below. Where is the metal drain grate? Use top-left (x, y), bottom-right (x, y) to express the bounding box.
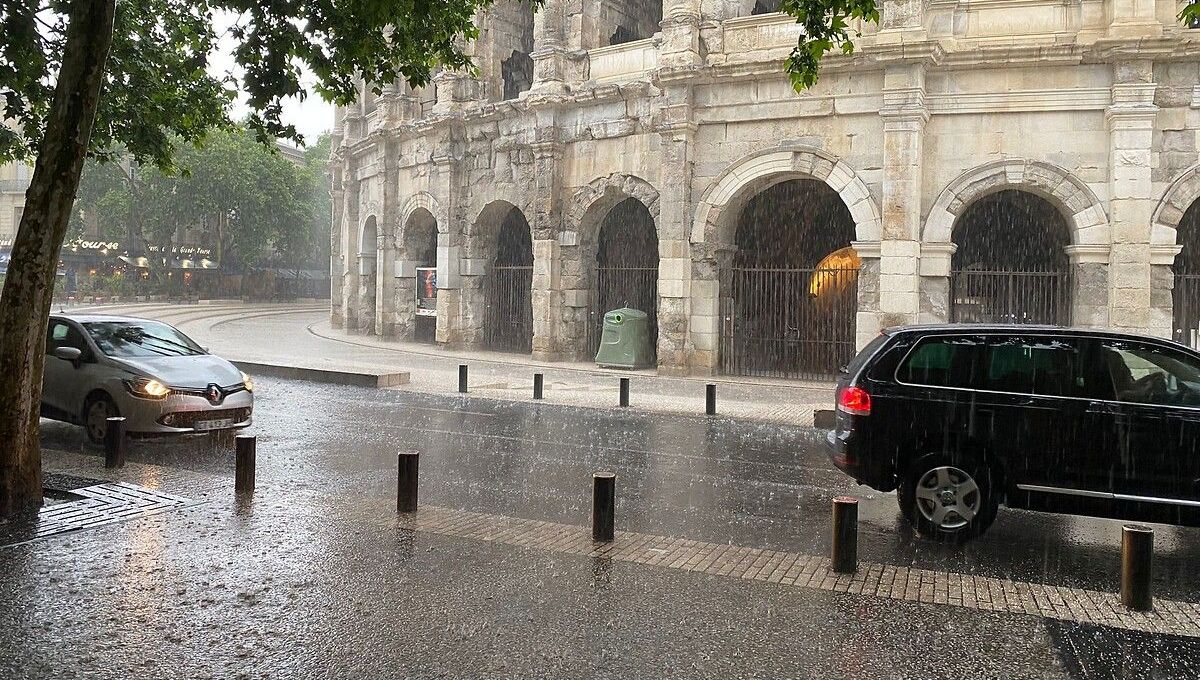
top-left (1, 482), bottom-right (192, 547)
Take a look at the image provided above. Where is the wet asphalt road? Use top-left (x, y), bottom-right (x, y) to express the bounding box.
top-left (3, 376), bottom-right (1200, 678)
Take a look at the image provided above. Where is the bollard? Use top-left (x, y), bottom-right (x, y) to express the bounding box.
top-left (458, 365), bottom-right (468, 393)
top-left (592, 472), bottom-right (616, 542)
top-left (533, 373), bottom-right (544, 400)
top-left (831, 496), bottom-right (858, 574)
top-left (397, 451), bottom-right (420, 512)
top-left (619, 377), bottom-right (630, 407)
top-left (1121, 524), bottom-right (1154, 611)
top-left (705, 383), bottom-right (717, 416)
top-left (234, 435), bottom-right (256, 494)
top-left (104, 416), bottom-right (127, 469)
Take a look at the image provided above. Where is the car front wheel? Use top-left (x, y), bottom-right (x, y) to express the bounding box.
top-left (898, 455), bottom-right (999, 543)
top-left (83, 393), bottom-right (119, 445)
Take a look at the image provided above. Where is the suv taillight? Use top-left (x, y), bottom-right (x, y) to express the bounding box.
top-left (838, 385), bottom-right (871, 416)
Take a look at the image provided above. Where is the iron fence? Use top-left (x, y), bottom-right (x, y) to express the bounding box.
top-left (483, 264), bottom-right (533, 353)
top-left (719, 266), bottom-right (858, 380)
top-left (949, 269), bottom-right (1069, 325)
top-left (585, 265), bottom-right (658, 358)
top-left (1174, 273), bottom-right (1200, 349)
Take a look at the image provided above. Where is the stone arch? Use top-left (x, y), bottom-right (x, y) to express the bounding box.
top-left (1151, 164), bottom-right (1200, 250)
top-left (569, 173), bottom-right (661, 236)
top-left (923, 158), bottom-right (1109, 246)
top-left (399, 192), bottom-right (444, 234)
top-left (692, 147), bottom-right (881, 247)
top-left (359, 215), bottom-right (379, 256)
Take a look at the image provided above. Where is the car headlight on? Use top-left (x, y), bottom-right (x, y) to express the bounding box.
top-left (125, 378), bottom-right (170, 399)
top-left (241, 371), bottom-right (254, 393)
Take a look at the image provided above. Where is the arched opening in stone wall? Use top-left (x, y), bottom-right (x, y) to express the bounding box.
top-left (950, 190), bottom-right (1071, 325)
top-left (750, 0), bottom-right (782, 14)
top-left (358, 216), bottom-right (379, 334)
top-left (586, 198), bottom-right (659, 360)
top-left (492, 0), bottom-right (535, 101)
top-left (405, 208), bottom-right (439, 343)
top-left (721, 179), bottom-right (858, 379)
top-left (1173, 200), bottom-right (1200, 347)
top-left (483, 207), bottom-right (534, 353)
top-left (601, 0), bottom-right (663, 45)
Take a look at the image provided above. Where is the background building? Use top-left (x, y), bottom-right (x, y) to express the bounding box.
top-left (0, 161), bottom-right (30, 243)
top-left (331, 0), bottom-right (1200, 378)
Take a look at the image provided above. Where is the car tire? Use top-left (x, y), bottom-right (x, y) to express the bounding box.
top-left (82, 392), bottom-right (119, 445)
top-left (898, 453), bottom-right (1000, 543)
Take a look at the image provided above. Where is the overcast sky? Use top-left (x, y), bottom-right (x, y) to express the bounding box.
top-left (208, 12), bottom-right (334, 146)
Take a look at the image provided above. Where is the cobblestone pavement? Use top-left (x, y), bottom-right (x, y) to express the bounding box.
top-left (5, 374), bottom-right (1200, 677)
top-left (62, 301), bottom-right (831, 425)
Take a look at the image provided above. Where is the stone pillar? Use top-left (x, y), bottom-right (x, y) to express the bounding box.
top-left (1151, 245), bottom-right (1182, 339)
top-left (917, 242), bottom-right (955, 324)
top-left (687, 244), bottom-right (732, 376)
top-left (531, 0), bottom-right (570, 94)
top-left (875, 63), bottom-right (928, 339)
top-left (659, 0), bottom-right (702, 70)
top-left (1106, 61), bottom-right (1158, 335)
top-left (557, 229), bottom-right (590, 361)
top-left (659, 77), bottom-right (696, 375)
top-left (1066, 245), bottom-right (1112, 328)
top-left (376, 140), bottom-right (400, 337)
top-left (393, 258), bottom-right (419, 340)
top-left (853, 241), bottom-right (882, 348)
top-left (429, 150), bottom-right (468, 348)
top-left (341, 176), bottom-right (361, 332)
top-left (358, 255), bottom-right (377, 334)
top-left (329, 159), bottom-right (346, 328)
top-left (1106, 0), bottom-right (1161, 38)
top-left (530, 113), bottom-right (564, 360)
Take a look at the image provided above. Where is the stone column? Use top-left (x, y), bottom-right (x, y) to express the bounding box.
top-left (659, 76), bottom-right (696, 375)
top-left (531, 0), bottom-right (570, 94)
top-left (659, 0), bottom-right (702, 71)
top-left (1107, 0), bottom-right (1161, 38)
top-left (687, 244), bottom-right (732, 376)
top-left (1151, 245), bottom-right (1182, 339)
top-left (530, 119), bottom-right (564, 361)
top-left (329, 159), bottom-right (346, 328)
top-left (1106, 61), bottom-right (1158, 335)
top-left (1066, 245), bottom-right (1112, 328)
top-left (375, 139), bottom-right (400, 337)
top-left (853, 241), bottom-right (882, 348)
top-left (917, 242), bottom-right (955, 324)
top-left (393, 258), bottom-right (419, 340)
top-left (429, 150), bottom-right (468, 348)
top-left (341, 175), bottom-right (361, 332)
top-left (875, 63), bottom-right (928, 339)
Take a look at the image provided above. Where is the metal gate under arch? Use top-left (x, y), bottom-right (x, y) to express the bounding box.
top-left (719, 265), bottom-right (859, 380)
top-left (483, 264), bottom-right (533, 353)
top-left (1174, 273), bottom-right (1200, 348)
top-left (949, 268), bottom-right (1071, 325)
top-left (585, 265), bottom-right (659, 358)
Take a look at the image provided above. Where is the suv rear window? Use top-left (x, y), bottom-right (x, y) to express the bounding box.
top-left (844, 332), bottom-right (891, 377)
top-left (898, 334), bottom-right (1080, 397)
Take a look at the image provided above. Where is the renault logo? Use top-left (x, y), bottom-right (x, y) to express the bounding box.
top-left (205, 384), bottom-right (224, 405)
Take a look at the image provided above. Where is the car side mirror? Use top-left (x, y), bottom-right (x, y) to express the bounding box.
top-left (53, 346), bottom-right (83, 366)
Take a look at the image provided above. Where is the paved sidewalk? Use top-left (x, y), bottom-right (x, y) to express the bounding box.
top-left (67, 301), bottom-right (835, 426)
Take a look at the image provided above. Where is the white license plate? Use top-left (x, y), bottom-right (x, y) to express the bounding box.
top-left (194, 418), bottom-right (234, 432)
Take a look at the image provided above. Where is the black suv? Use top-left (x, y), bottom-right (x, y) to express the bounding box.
top-left (827, 325), bottom-right (1200, 541)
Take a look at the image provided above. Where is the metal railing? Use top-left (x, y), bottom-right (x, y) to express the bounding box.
top-left (719, 266), bottom-right (858, 380)
top-left (949, 269), bottom-right (1070, 326)
top-left (1173, 273), bottom-right (1200, 349)
top-left (483, 264), bottom-right (533, 353)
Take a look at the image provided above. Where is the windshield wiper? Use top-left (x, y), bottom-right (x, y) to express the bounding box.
top-left (137, 333), bottom-right (203, 356)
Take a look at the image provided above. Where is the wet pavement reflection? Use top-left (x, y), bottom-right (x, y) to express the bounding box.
top-left (7, 375), bottom-right (1200, 677)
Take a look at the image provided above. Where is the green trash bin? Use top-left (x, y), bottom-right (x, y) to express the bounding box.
top-left (594, 307), bottom-right (653, 369)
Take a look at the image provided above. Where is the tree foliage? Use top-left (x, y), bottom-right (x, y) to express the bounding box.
top-left (70, 128), bottom-right (332, 271)
top-left (782, 0), bottom-right (879, 91)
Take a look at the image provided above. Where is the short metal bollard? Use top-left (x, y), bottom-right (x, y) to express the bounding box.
top-left (104, 416), bottom-right (127, 469)
top-left (831, 496), bottom-right (858, 574)
top-left (592, 472), bottom-right (616, 542)
top-left (533, 373), bottom-right (544, 400)
top-left (1121, 524), bottom-right (1154, 611)
top-left (458, 365), bottom-right (468, 393)
top-left (397, 451), bottom-right (420, 512)
top-left (234, 435), bottom-right (256, 494)
top-left (705, 383), bottom-right (717, 416)
top-left (619, 377), bottom-right (630, 408)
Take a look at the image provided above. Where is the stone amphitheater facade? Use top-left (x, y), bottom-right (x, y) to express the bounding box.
top-left (330, 0), bottom-right (1200, 377)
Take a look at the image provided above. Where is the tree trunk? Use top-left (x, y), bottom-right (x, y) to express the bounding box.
top-left (0, 0), bottom-right (117, 516)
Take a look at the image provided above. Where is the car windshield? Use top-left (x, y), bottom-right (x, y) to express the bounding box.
top-left (82, 320), bottom-right (205, 358)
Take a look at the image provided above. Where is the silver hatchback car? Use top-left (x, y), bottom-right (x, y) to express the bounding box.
top-left (41, 314), bottom-right (254, 443)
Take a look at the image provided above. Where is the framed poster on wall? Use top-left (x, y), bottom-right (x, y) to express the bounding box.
top-left (416, 267), bottom-right (437, 317)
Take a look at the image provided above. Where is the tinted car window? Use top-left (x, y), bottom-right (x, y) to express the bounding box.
top-left (46, 320), bottom-right (87, 354)
top-left (83, 321), bottom-right (205, 358)
top-left (1090, 340), bottom-right (1200, 407)
top-left (982, 336), bottom-right (1078, 397)
top-left (897, 336), bottom-right (984, 388)
top-left (845, 332), bottom-right (890, 376)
